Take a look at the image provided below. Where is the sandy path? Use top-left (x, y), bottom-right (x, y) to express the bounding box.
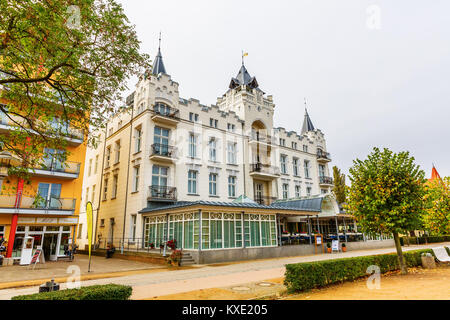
top-left (287, 267), bottom-right (450, 300)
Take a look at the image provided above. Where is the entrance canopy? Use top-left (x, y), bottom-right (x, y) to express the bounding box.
top-left (270, 194), bottom-right (341, 218)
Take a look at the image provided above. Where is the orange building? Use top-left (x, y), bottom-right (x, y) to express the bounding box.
top-left (0, 104), bottom-right (86, 262)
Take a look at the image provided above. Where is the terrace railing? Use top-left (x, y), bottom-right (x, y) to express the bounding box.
top-left (148, 185), bottom-right (177, 201)
top-left (250, 163), bottom-right (280, 176)
top-left (319, 176), bottom-right (333, 185)
top-left (151, 143), bottom-right (176, 158)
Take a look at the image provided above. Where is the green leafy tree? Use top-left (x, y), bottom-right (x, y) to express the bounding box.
top-left (0, 0), bottom-right (149, 178)
top-left (332, 166), bottom-right (346, 205)
top-left (347, 148), bottom-right (426, 274)
top-left (423, 177), bottom-right (450, 235)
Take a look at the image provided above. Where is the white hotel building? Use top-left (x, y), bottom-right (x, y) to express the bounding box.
top-left (77, 46), bottom-right (382, 264)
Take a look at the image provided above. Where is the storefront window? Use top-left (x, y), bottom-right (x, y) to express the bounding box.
top-left (59, 234), bottom-right (70, 255)
top-left (12, 236), bottom-right (24, 258)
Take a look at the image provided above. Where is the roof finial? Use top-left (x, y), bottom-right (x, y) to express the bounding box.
top-left (304, 97), bottom-right (308, 113)
top-left (242, 50), bottom-right (248, 66)
top-left (158, 31), bottom-right (162, 51)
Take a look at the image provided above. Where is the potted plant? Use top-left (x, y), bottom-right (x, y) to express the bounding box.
top-left (149, 243), bottom-right (155, 249)
top-left (326, 242), bottom-right (332, 253)
top-left (167, 250), bottom-right (182, 266)
top-left (167, 239), bottom-right (177, 250)
top-left (342, 242), bottom-right (347, 252)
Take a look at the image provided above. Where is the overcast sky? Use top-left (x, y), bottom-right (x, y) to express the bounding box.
top-left (116, 0), bottom-right (450, 179)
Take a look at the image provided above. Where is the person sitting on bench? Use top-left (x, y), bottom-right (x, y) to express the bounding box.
top-left (106, 244), bottom-right (115, 259)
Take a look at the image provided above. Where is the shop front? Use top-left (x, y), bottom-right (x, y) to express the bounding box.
top-left (11, 216), bottom-right (78, 262)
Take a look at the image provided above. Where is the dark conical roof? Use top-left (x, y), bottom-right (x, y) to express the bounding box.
top-left (152, 48), bottom-right (166, 75)
top-left (301, 109), bottom-right (315, 134)
top-left (229, 64), bottom-right (259, 89)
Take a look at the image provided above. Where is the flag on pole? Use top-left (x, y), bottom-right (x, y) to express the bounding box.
top-left (243, 52), bottom-right (248, 57)
top-left (86, 201), bottom-right (93, 272)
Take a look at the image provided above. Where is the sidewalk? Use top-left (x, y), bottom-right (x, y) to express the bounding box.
top-left (1, 242), bottom-right (447, 300)
top-left (0, 255), bottom-right (164, 289)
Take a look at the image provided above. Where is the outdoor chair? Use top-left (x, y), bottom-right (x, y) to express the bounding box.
top-left (431, 247), bottom-right (450, 263)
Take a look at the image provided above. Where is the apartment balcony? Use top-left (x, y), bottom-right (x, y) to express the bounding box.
top-left (254, 195), bottom-right (278, 206)
top-left (317, 151), bottom-right (332, 163)
top-left (31, 160), bottom-right (81, 179)
top-left (148, 185), bottom-right (177, 202)
top-left (151, 105), bottom-right (180, 127)
top-left (149, 143), bottom-right (176, 164)
top-left (249, 133), bottom-right (273, 150)
top-left (319, 176), bottom-right (334, 187)
top-left (0, 116), bottom-right (84, 146)
top-left (249, 163), bottom-right (280, 181)
top-left (0, 193), bottom-right (76, 215)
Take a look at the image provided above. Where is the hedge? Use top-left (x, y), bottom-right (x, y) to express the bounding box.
top-left (400, 235), bottom-right (450, 246)
top-left (284, 249), bottom-right (434, 293)
top-left (11, 284), bottom-right (132, 300)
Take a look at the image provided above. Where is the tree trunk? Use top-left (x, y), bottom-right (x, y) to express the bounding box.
top-left (393, 231), bottom-right (408, 275)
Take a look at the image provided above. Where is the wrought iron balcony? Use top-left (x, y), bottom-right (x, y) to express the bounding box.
top-left (250, 163), bottom-right (280, 176)
top-left (319, 176), bottom-right (334, 185)
top-left (152, 103), bottom-right (180, 121)
top-left (317, 150), bottom-right (331, 162)
top-left (151, 143), bottom-right (175, 158)
top-left (148, 185), bottom-right (177, 202)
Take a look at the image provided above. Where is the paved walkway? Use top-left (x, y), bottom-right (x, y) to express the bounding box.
top-left (1, 242), bottom-right (447, 300)
top-left (0, 255), bottom-right (163, 287)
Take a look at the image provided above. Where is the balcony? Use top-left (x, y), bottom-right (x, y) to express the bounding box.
top-left (31, 160), bottom-right (81, 179)
top-left (250, 132), bottom-right (273, 143)
top-left (319, 176), bottom-right (334, 187)
top-left (0, 193), bottom-right (76, 215)
top-left (149, 143), bottom-right (176, 164)
top-left (151, 104), bottom-right (180, 127)
top-left (317, 150), bottom-right (332, 163)
top-left (148, 185), bottom-right (177, 202)
top-left (254, 195), bottom-right (278, 206)
top-left (0, 114), bottom-right (84, 146)
top-left (249, 163), bottom-right (280, 181)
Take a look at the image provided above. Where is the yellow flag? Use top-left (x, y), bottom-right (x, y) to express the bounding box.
top-left (86, 201), bottom-right (93, 265)
top-left (243, 52), bottom-right (248, 57)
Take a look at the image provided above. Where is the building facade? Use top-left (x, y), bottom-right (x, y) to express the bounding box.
top-left (0, 106), bottom-right (86, 262)
top-left (77, 46), bottom-right (335, 252)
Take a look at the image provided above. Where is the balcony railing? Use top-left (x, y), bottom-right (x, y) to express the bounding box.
top-left (148, 185), bottom-right (177, 201)
top-left (153, 104), bottom-right (180, 120)
top-left (254, 196), bottom-right (278, 206)
top-left (250, 163), bottom-right (280, 176)
top-left (151, 143), bottom-right (176, 158)
top-left (38, 160), bottom-right (81, 175)
top-left (317, 150), bottom-right (331, 161)
top-left (0, 194), bottom-right (76, 210)
top-left (0, 114), bottom-right (84, 141)
top-left (250, 132), bottom-right (272, 144)
top-left (319, 176), bottom-right (334, 185)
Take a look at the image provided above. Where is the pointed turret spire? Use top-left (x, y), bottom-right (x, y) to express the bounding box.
top-left (301, 99), bottom-right (315, 134)
top-left (229, 52), bottom-right (258, 89)
top-left (152, 32), bottom-right (167, 75)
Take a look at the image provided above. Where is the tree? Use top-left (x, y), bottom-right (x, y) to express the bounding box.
top-left (0, 0), bottom-right (149, 177)
top-left (332, 166), bottom-right (346, 205)
top-left (346, 147), bottom-right (426, 274)
top-left (423, 177), bottom-right (450, 235)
